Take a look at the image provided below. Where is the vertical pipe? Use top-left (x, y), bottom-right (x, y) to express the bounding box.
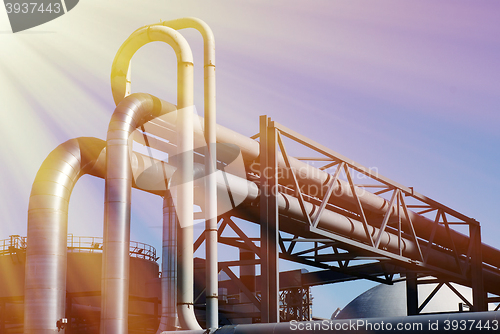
top-left (102, 121), bottom-right (132, 334)
top-left (201, 23), bottom-right (218, 332)
top-left (101, 94), bottom-right (178, 334)
top-left (259, 116), bottom-right (270, 323)
top-left (203, 42), bottom-right (219, 334)
top-left (109, 24), bottom-right (198, 332)
top-left (267, 121), bottom-right (280, 323)
top-left (157, 193), bottom-right (178, 332)
top-left (175, 58), bottom-right (201, 330)
top-left (160, 18), bottom-right (218, 330)
top-left (24, 138), bottom-right (106, 334)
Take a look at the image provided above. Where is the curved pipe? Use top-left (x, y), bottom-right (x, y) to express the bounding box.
top-left (24, 136), bottom-right (176, 334)
top-left (25, 135), bottom-right (500, 334)
top-left (25, 137), bottom-right (106, 334)
top-left (159, 17), bottom-right (218, 330)
top-left (160, 310), bottom-right (500, 334)
top-left (192, 171), bottom-right (500, 295)
top-left (102, 93), bottom-right (179, 334)
top-left (110, 22), bottom-right (199, 332)
top-left (147, 111), bottom-right (500, 270)
top-left (111, 25), bottom-right (193, 106)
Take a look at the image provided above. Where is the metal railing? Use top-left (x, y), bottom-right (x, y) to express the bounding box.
top-left (0, 234), bottom-right (158, 262)
top-left (0, 235), bottom-right (27, 255)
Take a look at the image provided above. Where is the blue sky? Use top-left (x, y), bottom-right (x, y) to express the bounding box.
top-left (1, 0), bottom-right (499, 319)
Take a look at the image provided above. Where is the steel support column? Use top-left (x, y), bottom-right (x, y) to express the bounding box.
top-left (240, 248), bottom-right (256, 302)
top-left (470, 222), bottom-right (486, 312)
top-left (259, 116), bottom-right (279, 323)
top-left (406, 272), bottom-right (418, 316)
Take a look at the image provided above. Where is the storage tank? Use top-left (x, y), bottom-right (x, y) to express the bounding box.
top-left (0, 235), bottom-right (160, 334)
top-left (335, 280), bottom-right (481, 319)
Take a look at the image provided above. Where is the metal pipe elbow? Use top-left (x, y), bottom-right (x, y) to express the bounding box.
top-left (25, 137), bottom-right (105, 334)
top-left (110, 25), bottom-right (194, 106)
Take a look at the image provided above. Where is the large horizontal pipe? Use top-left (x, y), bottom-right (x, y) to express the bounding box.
top-left (26, 135), bottom-right (500, 334)
top-left (164, 310), bottom-right (500, 334)
top-left (192, 171), bottom-right (500, 295)
top-left (142, 111), bottom-right (500, 269)
top-left (55, 138), bottom-right (500, 296)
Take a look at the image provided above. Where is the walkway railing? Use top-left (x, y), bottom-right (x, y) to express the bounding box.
top-left (0, 234), bottom-right (158, 262)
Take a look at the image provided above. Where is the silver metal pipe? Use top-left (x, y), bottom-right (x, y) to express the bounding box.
top-left (162, 310), bottom-right (500, 334)
top-left (24, 135), bottom-right (179, 334)
top-left (109, 22), bottom-right (197, 332)
top-left (102, 92), bottom-right (178, 334)
top-left (157, 193), bottom-right (179, 332)
top-left (139, 115), bottom-right (500, 287)
top-left (160, 17), bottom-right (219, 330)
top-left (25, 137), bottom-right (106, 334)
top-left (147, 113), bottom-right (500, 270)
top-left (131, 114), bottom-right (500, 294)
top-left (25, 134), bottom-right (500, 334)
top-left (192, 171), bottom-right (500, 295)
top-left (134, 18), bottom-right (219, 330)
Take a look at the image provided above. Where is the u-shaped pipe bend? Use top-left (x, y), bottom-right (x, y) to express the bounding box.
top-left (106, 22), bottom-right (197, 334)
top-left (24, 138), bottom-right (106, 334)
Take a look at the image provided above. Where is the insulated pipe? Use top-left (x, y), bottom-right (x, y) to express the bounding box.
top-left (158, 18), bottom-right (218, 330)
top-left (157, 193), bottom-right (178, 332)
top-left (111, 23), bottom-right (199, 331)
top-left (25, 137), bottom-right (106, 334)
top-left (147, 113), bottom-right (500, 270)
top-left (135, 112), bottom-right (500, 286)
top-left (161, 310), bottom-right (500, 334)
top-left (102, 92), bottom-right (179, 334)
top-left (24, 135), bottom-right (177, 334)
top-left (192, 171), bottom-right (500, 295)
top-left (25, 135), bottom-right (500, 334)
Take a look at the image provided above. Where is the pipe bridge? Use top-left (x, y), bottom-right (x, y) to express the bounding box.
top-left (23, 17), bottom-right (500, 334)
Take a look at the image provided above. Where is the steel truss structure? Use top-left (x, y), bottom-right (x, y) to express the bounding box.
top-left (21, 18), bottom-right (500, 334)
top-left (279, 288), bottom-right (312, 322)
top-left (190, 115), bottom-right (500, 323)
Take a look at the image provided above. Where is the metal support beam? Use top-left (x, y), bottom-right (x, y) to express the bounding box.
top-left (260, 116), bottom-right (279, 323)
top-left (470, 222), bottom-right (486, 312)
top-left (406, 272), bottom-right (418, 316)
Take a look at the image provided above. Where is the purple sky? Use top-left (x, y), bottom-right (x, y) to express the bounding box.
top-left (1, 0), bottom-right (499, 318)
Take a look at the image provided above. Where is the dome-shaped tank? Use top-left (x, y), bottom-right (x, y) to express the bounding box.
top-left (335, 280), bottom-right (475, 319)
